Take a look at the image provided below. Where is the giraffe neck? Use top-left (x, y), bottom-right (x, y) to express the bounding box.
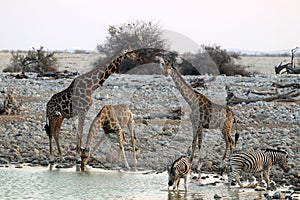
top-left (76, 53), bottom-right (127, 92)
top-left (98, 55), bottom-right (126, 86)
top-left (169, 68), bottom-right (203, 107)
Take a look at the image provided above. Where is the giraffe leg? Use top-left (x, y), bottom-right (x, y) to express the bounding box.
top-left (222, 111), bottom-right (235, 161)
top-left (218, 133), bottom-right (231, 175)
top-left (128, 118), bottom-right (137, 169)
top-left (119, 130), bottom-right (130, 169)
top-left (196, 125), bottom-right (204, 175)
top-left (47, 118), bottom-right (57, 163)
top-left (76, 114), bottom-right (86, 161)
top-left (53, 117), bottom-right (64, 162)
top-left (220, 113), bottom-right (234, 176)
top-left (49, 134), bottom-right (54, 162)
top-left (57, 117), bottom-right (65, 161)
top-left (189, 124), bottom-right (198, 163)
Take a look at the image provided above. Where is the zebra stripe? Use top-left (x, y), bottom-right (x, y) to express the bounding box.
top-left (168, 156), bottom-right (191, 191)
top-left (228, 149), bottom-right (289, 188)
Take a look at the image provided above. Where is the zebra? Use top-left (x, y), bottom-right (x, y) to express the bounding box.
top-left (228, 149), bottom-right (290, 189)
top-left (167, 156), bottom-right (191, 192)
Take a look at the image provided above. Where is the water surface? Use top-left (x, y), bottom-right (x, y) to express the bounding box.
top-left (0, 165), bottom-right (281, 200)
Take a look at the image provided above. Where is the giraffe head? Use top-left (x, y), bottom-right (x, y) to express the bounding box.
top-left (80, 147), bottom-right (91, 167)
top-left (154, 55), bottom-right (184, 76)
top-left (124, 49), bottom-right (143, 62)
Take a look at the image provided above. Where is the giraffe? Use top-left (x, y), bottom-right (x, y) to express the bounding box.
top-left (156, 56), bottom-right (238, 173)
top-left (80, 104), bottom-right (136, 170)
top-left (45, 47), bottom-right (142, 161)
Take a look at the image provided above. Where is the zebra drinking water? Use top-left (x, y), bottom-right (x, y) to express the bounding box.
top-left (167, 156), bottom-right (191, 192)
top-left (228, 149), bottom-right (290, 189)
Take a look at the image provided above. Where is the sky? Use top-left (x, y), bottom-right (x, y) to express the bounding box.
top-left (0, 0), bottom-right (299, 52)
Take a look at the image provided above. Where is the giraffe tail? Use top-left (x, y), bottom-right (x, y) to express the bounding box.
top-left (234, 117), bottom-right (239, 147)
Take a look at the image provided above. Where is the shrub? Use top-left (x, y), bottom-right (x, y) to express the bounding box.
top-left (204, 45), bottom-right (252, 76)
top-left (182, 45), bottom-right (253, 76)
top-left (3, 47), bottom-right (58, 73)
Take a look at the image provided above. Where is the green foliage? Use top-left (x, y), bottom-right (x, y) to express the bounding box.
top-left (4, 47), bottom-right (58, 73)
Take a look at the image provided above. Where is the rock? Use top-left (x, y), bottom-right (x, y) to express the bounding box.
top-left (213, 194), bottom-right (222, 199)
top-left (0, 158), bottom-right (9, 164)
top-left (203, 161), bottom-right (213, 169)
top-left (40, 160), bottom-right (49, 166)
top-left (255, 188), bottom-right (266, 191)
top-left (272, 191), bottom-right (281, 199)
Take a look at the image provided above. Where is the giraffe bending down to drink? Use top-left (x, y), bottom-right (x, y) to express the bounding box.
top-left (45, 47), bottom-right (142, 161)
top-left (156, 56), bottom-right (239, 173)
top-left (80, 104), bottom-right (136, 170)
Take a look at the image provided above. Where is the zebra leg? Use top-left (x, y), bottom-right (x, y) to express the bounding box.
top-left (265, 170), bottom-right (271, 189)
top-left (228, 171), bottom-right (233, 188)
top-left (259, 172), bottom-right (264, 186)
top-left (236, 173), bottom-right (244, 188)
top-left (175, 178), bottom-right (180, 191)
top-left (184, 175), bottom-right (188, 191)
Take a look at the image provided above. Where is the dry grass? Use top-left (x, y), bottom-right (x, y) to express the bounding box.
top-left (0, 52), bottom-right (101, 74)
top-left (235, 56), bottom-right (291, 74)
top-left (0, 52), bottom-right (295, 75)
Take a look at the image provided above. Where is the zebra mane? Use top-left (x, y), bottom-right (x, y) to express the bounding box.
top-left (168, 155), bottom-right (186, 168)
top-left (264, 148), bottom-right (287, 154)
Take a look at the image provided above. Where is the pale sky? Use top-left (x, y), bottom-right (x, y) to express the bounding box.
top-left (0, 0), bottom-right (299, 52)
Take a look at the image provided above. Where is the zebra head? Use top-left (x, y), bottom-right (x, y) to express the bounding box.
top-left (80, 147), bottom-right (91, 167)
top-left (278, 152), bottom-right (290, 173)
top-left (167, 156), bottom-right (191, 187)
top-left (265, 149), bottom-right (290, 173)
top-left (167, 164), bottom-right (177, 187)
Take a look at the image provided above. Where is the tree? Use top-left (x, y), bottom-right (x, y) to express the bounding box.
top-left (93, 20), bottom-right (169, 71)
top-left (97, 20), bottom-right (168, 55)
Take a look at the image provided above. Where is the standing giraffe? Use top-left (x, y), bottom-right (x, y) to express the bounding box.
top-left (80, 104), bottom-right (136, 170)
top-left (45, 47), bottom-right (142, 161)
top-left (156, 57), bottom-right (238, 172)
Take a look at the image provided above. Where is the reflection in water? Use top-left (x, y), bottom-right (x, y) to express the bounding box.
top-left (0, 166), bottom-right (278, 200)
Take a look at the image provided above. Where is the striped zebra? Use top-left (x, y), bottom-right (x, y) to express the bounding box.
top-left (167, 156), bottom-right (191, 191)
top-left (228, 149), bottom-right (290, 188)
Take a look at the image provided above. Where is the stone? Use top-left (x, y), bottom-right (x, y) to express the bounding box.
top-left (0, 158), bottom-right (9, 164)
top-left (272, 191), bottom-right (281, 199)
top-left (40, 160), bottom-right (49, 166)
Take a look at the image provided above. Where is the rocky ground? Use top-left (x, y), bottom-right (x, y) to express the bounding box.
top-left (0, 72), bottom-right (299, 192)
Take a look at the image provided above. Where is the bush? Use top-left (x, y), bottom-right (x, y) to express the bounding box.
top-left (3, 47), bottom-right (58, 73)
top-left (204, 45), bottom-right (252, 76)
top-left (182, 45), bottom-right (252, 76)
